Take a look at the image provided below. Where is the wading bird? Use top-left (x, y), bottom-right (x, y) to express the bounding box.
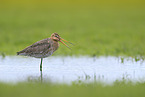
top-left (17, 33), bottom-right (72, 71)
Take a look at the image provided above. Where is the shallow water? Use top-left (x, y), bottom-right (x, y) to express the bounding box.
top-left (0, 56), bottom-right (145, 83)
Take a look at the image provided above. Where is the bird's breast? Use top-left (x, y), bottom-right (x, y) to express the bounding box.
top-left (52, 41), bottom-right (59, 52)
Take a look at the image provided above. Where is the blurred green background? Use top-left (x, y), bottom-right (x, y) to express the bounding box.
top-left (1, 81), bottom-right (145, 97)
top-left (0, 0), bottom-right (145, 57)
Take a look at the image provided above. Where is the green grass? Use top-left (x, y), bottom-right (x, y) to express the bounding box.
top-left (0, 81), bottom-right (145, 97)
top-left (0, 1), bottom-right (145, 57)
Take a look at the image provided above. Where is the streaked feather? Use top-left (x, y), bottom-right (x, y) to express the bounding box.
top-left (17, 38), bottom-right (59, 58)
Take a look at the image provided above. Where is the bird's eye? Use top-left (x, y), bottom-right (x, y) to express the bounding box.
top-left (55, 35), bottom-right (58, 38)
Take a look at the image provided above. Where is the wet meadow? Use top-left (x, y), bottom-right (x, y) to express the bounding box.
top-left (0, 0), bottom-right (145, 97)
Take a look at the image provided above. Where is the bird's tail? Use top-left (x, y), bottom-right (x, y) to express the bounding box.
top-left (17, 52), bottom-right (20, 55)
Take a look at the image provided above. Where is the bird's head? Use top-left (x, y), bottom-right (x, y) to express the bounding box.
top-left (51, 33), bottom-right (61, 41)
top-left (51, 33), bottom-right (73, 49)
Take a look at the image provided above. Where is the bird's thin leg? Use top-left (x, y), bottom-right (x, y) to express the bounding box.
top-left (40, 69), bottom-right (43, 83)
top-left (40, 58), bottom-right (43, 71)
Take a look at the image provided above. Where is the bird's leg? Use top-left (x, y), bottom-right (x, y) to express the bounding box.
top-left (40, 58), bottom-right (43, 71)
top-left (40, 69), bottom-right (43, 83)
top-left (39, 58), bottom-right (43, 83)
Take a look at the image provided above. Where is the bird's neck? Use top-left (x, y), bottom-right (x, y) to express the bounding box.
top-left (52, 40), bottom-right (59, 51)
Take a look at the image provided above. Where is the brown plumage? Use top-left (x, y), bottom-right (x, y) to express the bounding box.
top-left (17, 33), bottom-right (72, 71)
top-left (17, 38), bottom-right (58, 58)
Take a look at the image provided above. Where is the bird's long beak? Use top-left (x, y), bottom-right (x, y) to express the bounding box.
top-left (61, 38), bottom-right (74, 45)
top-left (59, 38), bottom-right (73, 50)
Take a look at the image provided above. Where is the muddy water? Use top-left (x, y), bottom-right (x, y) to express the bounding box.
top-left (0, 56), bottom-right (145, 83)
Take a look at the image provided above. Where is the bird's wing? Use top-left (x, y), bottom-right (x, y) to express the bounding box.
top-left (17, 38), bottom-right (52, 55)
top-left (30, 38), bottom-right (50, 47)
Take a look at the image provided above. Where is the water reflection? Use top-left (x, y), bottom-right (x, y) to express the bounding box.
top-left (40, 71), bottom-right (43, 82)
top-left (0, 56), bottom-right (145, 83)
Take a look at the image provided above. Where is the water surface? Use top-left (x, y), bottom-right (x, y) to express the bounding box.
top-left (0, 56), bottom-right (145, 83)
